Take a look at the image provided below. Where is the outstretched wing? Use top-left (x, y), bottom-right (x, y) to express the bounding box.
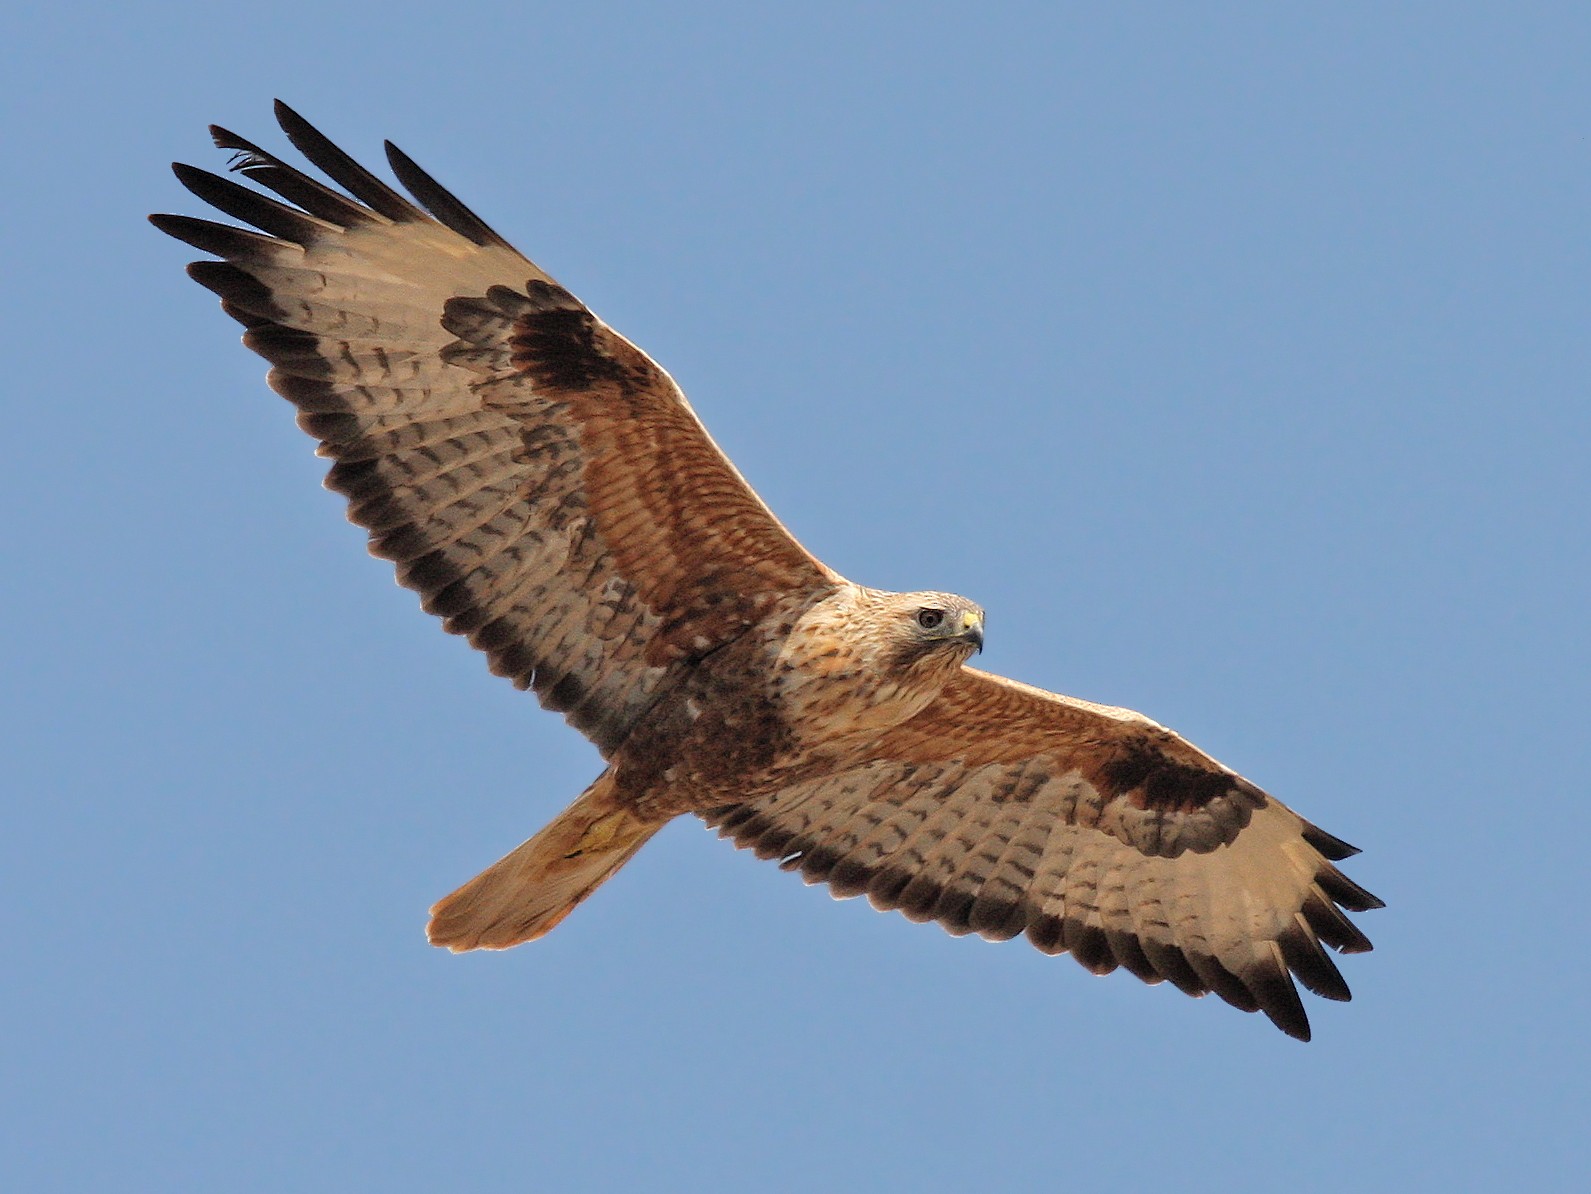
top-left (154, 102), bottom-right (838, 753)
top-left (703, 668), bottom-right (1381, 1040)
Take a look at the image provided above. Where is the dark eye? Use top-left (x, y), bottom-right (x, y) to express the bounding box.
top-left (917, 608), bottom-right (945, 630)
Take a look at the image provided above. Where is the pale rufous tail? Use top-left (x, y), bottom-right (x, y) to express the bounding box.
top-left (427, 772), bottom-right (662, 952)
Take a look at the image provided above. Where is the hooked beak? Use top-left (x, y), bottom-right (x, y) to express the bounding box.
top-left (958, 609), bottom-right (984, 654)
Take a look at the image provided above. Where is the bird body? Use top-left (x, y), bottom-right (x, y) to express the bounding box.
top-left (434, 584), bottom-right (987, 945)
top-left (154, 103), bottom-right (1381, 1039)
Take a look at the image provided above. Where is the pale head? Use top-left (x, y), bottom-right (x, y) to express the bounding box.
top-left (875, 589), bottom-right (985, 666)
top-left (776, 585), bottom-right (986, 740)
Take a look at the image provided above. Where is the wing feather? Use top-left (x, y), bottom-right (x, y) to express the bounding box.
top-left (704, 668), bottom-right (1380, 1040)
top-left (156, 105), bottom-right (840, 753)
top-left (209, 124), bottom-right (382, 228)
top-left (382, 140), bottom-right (516, 250)
top-left (272, 100), bottom-right (422, 223)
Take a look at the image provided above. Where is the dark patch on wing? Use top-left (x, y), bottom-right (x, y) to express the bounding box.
top-left (1104, 735), bottom-right (1239, 813)
top-left (509, 281), bottom-right (644, 393)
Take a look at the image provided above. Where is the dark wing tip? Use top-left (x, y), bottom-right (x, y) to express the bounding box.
top-left (1318, 862), bottom-right (1385, 913)
top-left (272, 97), bottom-right (308, 133)
top-left (208, 122), bottom-right (259, 159)
top-left (1301, 821), bottom-right (1363, 860)
top-left (1248, 945), bottom-right (1314, 1041)
top-left (1279, 919), bottom-right (1354, 1003)
top-left (1267, 1004), bottom-right (1313, 1043)
top-left (270, 100), bottom-right (419, 223)
top-left (383, 138), bottom-right (514, 250)
top-left (208, 124), bottom-right (282, 178)
top-left (149, 211), bottom-right (283, 259)
top-left (169, 161), bottom-right (326, 244)
top-left (203, 120), bottom-right (381, 230)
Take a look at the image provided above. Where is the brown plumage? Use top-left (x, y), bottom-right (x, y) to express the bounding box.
top-left (154, 103), bottom-right (1381, 1041)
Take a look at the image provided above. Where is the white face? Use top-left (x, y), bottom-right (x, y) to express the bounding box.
top-left (889, 591), bottom-right (985, 661)
top-left (772, 586), bottom-right (985, 741)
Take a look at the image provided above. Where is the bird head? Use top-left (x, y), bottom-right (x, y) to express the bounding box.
top-left (883, 591), bottom-right (985, 666)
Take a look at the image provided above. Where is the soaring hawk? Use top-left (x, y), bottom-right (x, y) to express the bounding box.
top-left (154, 103), bottom-right (1381, 1040)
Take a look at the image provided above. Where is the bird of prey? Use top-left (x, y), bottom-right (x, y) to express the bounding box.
top-left (153, 102), bottom-right (1380, 1040)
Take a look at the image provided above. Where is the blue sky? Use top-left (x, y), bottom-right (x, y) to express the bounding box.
top-left (6, 4), bottom-right (1589, 1191)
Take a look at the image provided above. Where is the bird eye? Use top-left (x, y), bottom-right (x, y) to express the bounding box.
top-left (917, 608), bottom-right (945, 630)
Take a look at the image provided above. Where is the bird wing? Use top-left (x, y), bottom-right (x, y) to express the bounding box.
top-left (153, 102), bottom-right (839, 754)
top-left (702, 667), bottom-right (1381, 1040)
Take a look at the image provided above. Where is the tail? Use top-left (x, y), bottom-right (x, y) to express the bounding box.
top-left (427, 772), bottom-right (662, 952)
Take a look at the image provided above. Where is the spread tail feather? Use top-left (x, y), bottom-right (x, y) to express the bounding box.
top-left (427, 773), bottom-right (661, 952)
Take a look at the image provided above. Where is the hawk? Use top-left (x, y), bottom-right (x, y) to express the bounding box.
top-left (154, 103), bottom-right (1381, 1040)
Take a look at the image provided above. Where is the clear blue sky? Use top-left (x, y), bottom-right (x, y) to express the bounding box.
top-left (6, 4), bottom-right (1589, 1191)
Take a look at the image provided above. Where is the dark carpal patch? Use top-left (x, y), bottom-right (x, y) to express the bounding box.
top-left (1103, 736), bottom-right (1238, 813)
top-left (510, 282), bottom-right (638, 392)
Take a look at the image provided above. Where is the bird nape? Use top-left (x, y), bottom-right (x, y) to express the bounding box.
top-left (153, 102), bottom-right (1381, 1042)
